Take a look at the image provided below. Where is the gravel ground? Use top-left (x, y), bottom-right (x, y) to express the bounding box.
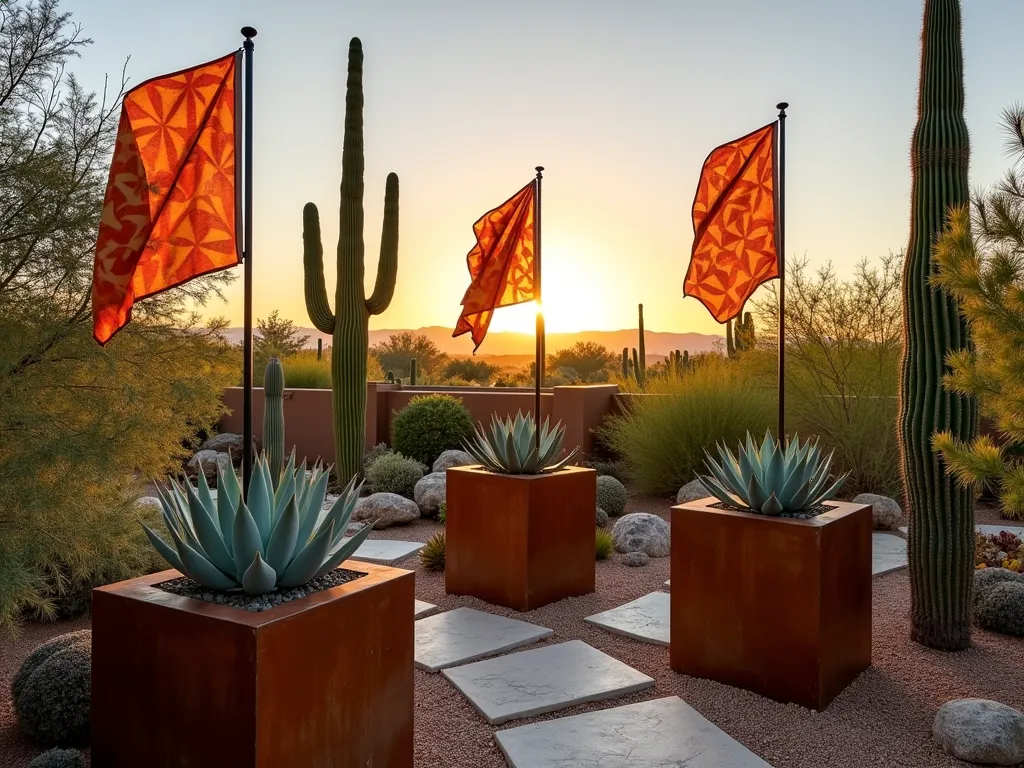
top-left (2, 495), bottom-right (1022, 768)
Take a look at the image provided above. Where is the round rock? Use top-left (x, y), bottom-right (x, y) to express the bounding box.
top-left (851, 493), bottom-right (902, 530)
top-left (353, 492), bottom-right (420, 529)
top-left (623, 551), bottom-right (650, 567)
top-left (134, 496), bottom-right (163, 513)
top-left (596, 507), bottom-right (609, 528)
top-left (187, 450), bottom-right (231, 483)
top-left (199, 432), bottom-right (251, 457)
top-left (676, 479), bottom-right (710, 505)
top-left (933, 698), bottom-right (1024, 766)
top-left (432, 449), bottom-right (476, 473)
top-left (414, 472), bottom-right (446, 515)
top-left (612, 512), bottom-right (670, 558)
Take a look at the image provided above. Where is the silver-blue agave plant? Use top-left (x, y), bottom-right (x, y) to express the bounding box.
top-left (463, 411), bottom-right (579, 475)
top-left (141, 452), bottom-right (372, 594)
top-left (697, 431), bottom-right (848, 515)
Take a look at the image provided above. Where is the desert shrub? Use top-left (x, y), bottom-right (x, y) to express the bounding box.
top-left (362, 443), bottom-right (394, 474)
top-left (420, 532), bottom-right (446, 571)
top-left (391, 395), bottom-right (474, 467)
top-left (596, 507), bottom-right (609, 527)
top-left (595, 529), bottom-right (614, 560)
top-left (29, 749), bottom-right (86, 768)
top-left (13, 632), bottom-right (91, 746)
top-left (437, 501), bottom-right (447, 525)
top-left (598, 357), bottom-right (774, 495)
top-left (974, 566), bottom-right (1023, 607)
top-left (364, 453), bottom-right (425, 498)
top-left (975, 581), bottom-right (1024, 636)
top-left (596, 476), bottom-right (628, 517)
top-left (750, 254), bottom-right (903, 497)
top-left (280, 350), bottom-right (331, 389)
top-left (0, 3), bottom-right (236, 633)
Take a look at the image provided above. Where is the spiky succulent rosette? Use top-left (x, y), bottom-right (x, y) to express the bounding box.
top-left (698, 430), bottom-right (848, 516)
top-left (141, 452), bottom-right (372, 594)
top-left (463, 411), bottom-right (579, 475)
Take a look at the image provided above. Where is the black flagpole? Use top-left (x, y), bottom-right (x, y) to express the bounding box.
top-left (776, 101), bottom-right (788, 441)
top-left (241, 26), bottom-right (257, 496)
top-left (534, 166), bottom-right (544, 452)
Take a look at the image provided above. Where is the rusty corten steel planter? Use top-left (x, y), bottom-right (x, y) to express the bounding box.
top-left (670, 498), bottom-right (871, 711)
top-left (445, 465), bottom-right (596, 612)
top-left (91, 561), bottom-right (414, 767)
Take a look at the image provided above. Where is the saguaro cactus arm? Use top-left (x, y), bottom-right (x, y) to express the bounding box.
top-left (302, 203), bottom-right (335, 334)
top-left (365, 172), bottom-right (400, 315)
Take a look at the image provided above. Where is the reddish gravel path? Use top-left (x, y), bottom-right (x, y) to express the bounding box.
top-left (3, 496), bottom-right (1022, 768)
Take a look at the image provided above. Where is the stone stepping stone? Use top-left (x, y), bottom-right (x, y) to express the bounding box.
top-left (415, 607), bottom-right (553, 673)
top-left (443, 639), bottom-right (654, 725)
top-left (873, 532), bottom-right (908, 576)
top-left (414, 600), bottom-right (437, 620)
top-left (348, 539), bottom-right (423, 566)
top-left (495, 695), bottom-right (772, 767)
top-left (584, 592), bottom-right (669, 646)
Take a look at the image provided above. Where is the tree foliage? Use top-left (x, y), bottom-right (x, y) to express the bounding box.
top-left (369, 332), bottom-right (448, 380)
top-left (0, 0), bottom-right (236, 633)
top-left (255, 310), bottom-right (310, 359)
top-left (439, 358), bottom-right (498, 384)
top-left (546, 342), bottom-right (617, 383)
top-left (750, 253), bottom-right (904, 496)
top-left (933, 105), bottom-right (1024, 520)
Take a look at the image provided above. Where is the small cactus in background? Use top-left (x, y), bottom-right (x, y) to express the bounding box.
top-left (316, 338), bottom-right (323, 361)
top-left (621, 348), bottom-right (629, 379)
top-left (385, 370), bottom-right (395, 383)
top-left (631, 348), bottom-right (643, 386)
top-left (636, 303), bottom-right (646, 385)
top-left (263, 356), bottom-right (285, 487)
top-left (726, 317), bottom-right (735, 357)
top-left (302, 37), bottom-right (399, 483)
top-left (409, 357), bottom-right (417, 385)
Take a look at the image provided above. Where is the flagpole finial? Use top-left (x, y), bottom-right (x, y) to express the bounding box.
top-left (777, 102), bottom-right (789, 116)
top-left (535, 166), bottom-right (544, 179)
top-left (241, 26), bottom-right (258, 40)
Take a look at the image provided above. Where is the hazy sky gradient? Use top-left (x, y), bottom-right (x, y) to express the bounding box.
top-left (65, 0), bottom-right (1024, 346)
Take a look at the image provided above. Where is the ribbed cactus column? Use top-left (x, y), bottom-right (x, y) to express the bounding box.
top-left (302, 38), bottom-right (399, 484)
top-left (637, 303), bottom-right (646, 386)
top-left (899, 0), bottom-right (977, 651)
top-left (409, 358), bottom-right (417, 385)
top-left (726, 318), bottom-right (735, 357)
top-left (263, 357), bottom-right (285, 487)
top-left (621, 348), bottom-right (629, 379)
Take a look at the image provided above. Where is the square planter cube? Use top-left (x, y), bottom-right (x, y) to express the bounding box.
top-left (445, 465), bottom-right (596, 611)
top-left (91, 561), bottom-right (414, 768)
top-left (670, 498), bottom-right (871, 711)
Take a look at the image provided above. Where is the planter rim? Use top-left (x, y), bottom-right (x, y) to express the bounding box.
top-left (446, 464), bottom-right (596, 481)
top-left (93, 560), bottom-right (412, 628)
top-left (672, 497), bottom-right (870, 528)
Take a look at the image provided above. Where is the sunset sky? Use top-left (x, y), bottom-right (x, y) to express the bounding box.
top-left (67, 0), bottom-right (1024, 348)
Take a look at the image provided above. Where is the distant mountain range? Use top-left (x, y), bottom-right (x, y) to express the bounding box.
top-left (223, 325), bottom-right (724, 359)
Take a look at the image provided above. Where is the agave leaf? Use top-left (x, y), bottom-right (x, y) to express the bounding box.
top-left (217, 479), bottom-right (236, 557)
top-left (315, 522), bottom-right (374, 579)
top-left (241, 552), bottom-right (278, 595)
top-left (745, 470), bottom-right (769, 511)
top-left (153, 483), bottom-right (183, 537)
top-left (763, 443), bottom-right (787, 498)
top-left (195, 467), bottom-right (218, 529)
top-left (265, 497), bottom-right (300, 574)
top-left (761, 493), bottom-right (784, 516)
top-left (759, 429), bottom-right (776, 469)
top-left (505, 430), bottom-right (523, 473)
top-left (247, 458), bottom-right (273, 546)
top-left (697, 474), bottom-right (739, 506)
top-left (322, 479), bottom-right (362, 549)
top-left (177, 536), bottom-right (239, 591)
top-left (167, 478), bottom-right (197, 539)
top-left (720, 448), bottom-right (747, 494)
top-left (703, 450), bottom-right (737, 493)
top-left (777, 453), bottom-right (813, 509)
top-left (219, 458), bottom-right (242, 516)
top-left (272, 465), bottom-right (297, 526)
top-left (232, 500), bottom-right (265, 578)
top-left (279, 520), bottom-right (336, 588)
top-left (543, 445), bottom-right (580, 473)
top-left (812, 473), bottom-right (849, 507)
top-left (738, 441), bottom-right (759, 490)
top-left (140, 522), bottom-right (186, 573)
top-left (184, 480), bottom-right (235, 576)
top-left (298, 469), bottom-right (331, 542)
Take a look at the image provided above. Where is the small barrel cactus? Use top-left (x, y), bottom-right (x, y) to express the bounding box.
top-left (263, 356), bottom-right (285, 487)
top-left (596, 475), bottom-right (628, 517)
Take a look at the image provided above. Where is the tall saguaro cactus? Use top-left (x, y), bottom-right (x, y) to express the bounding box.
top-left (302, 38), bottom-right (399, 483)
top-left (898, 0), bottom-right (977, 650)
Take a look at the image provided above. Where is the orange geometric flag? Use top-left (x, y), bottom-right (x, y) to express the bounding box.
top-left (453, 181), bottom-right (536, 351)
top-left (684, 122), bottom-right (778, 323)
top-left (92, 52), bottom-right (242, 345)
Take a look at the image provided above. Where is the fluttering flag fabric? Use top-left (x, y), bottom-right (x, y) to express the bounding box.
top-left (684, 122), bottom-right (778, 323)
top-left (453, 181), bottom-right (536, 351)
top-left (92, 52), bottom-right (242, 344)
